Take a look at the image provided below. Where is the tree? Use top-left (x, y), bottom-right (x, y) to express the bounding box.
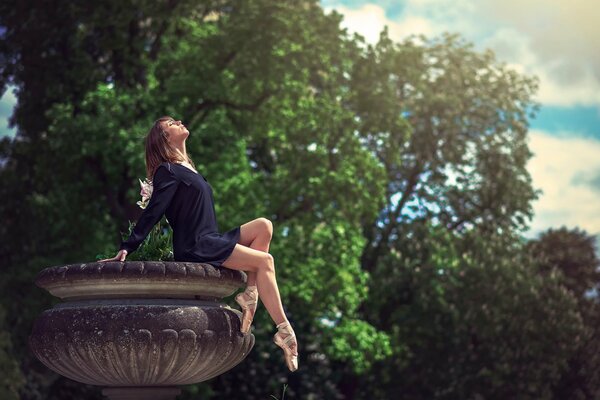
top-left (2, 1), bottom-right (597, 398)
top-left (1, 1), bottom-right (390, 398)
top-left (0, 305), bottom-right (25, 400)
top-left (526, 227), bottom-right (600, 399)
top-left (354, 29), bottom-right (541, 272)
top-left (526, 226), bottom-right (600, 300)
top-left (357, 224), bottom-right (586, 399)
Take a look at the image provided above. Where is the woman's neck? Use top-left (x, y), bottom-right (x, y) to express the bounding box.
top-left (173, 144), bottom-right (188, 161)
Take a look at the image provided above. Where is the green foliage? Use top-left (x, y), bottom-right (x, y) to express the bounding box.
top-left (526, 227), bottom-right (600, 399)
top-left (526, 226), bottom-right (600, 300)
top-left (323, 317), bottom-right (393, 375)
top-left (0, 306), bottom-right (25, 400)
top-left (270, 384), bottom-right (288, 400)
top-left (358, 224), bottom-right (588, 399)
top-left (1, 1), bottom-right (598, 399)
top-left (95, 218), bottom-right (174, 261)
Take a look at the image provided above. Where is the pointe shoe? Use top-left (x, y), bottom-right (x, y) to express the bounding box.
top-left (273, 321), bottom-right (299, 372)
top-left (234, 286), bottom-right (258, 333)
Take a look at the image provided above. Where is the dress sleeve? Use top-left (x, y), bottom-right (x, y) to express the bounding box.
top-left (119, 164), bottom-right (179, 254)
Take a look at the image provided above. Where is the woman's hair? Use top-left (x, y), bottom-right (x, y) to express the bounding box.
top-left (144, 115), bottom-right (196, 181)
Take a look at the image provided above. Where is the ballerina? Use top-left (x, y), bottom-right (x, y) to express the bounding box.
top-left (99, 116), bottom-right (298, 371)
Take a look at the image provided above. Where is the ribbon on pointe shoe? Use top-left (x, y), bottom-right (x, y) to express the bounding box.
top-left (235, 285), bottom-right (258, 333)
top-left (274, 321), bottom-right (299, 372)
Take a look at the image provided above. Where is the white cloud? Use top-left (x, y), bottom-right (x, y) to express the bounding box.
top-left (534, 62), bottom-right (600, 107)
top-left (525, 129), bottom-right (600, 238)
top-left (323, 2), bottom-right (600, 240)
top-left (324, 4), bottom-right (435, 44)
top-left (323, 1), bottom-right (600, 108)
top-left (478, 0), bottom-right (600, 71)
top-left (480, 25), bottom-right (600, 107)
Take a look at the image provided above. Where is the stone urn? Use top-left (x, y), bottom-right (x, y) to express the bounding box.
top-left (28, 261), bottom-right (254, 400)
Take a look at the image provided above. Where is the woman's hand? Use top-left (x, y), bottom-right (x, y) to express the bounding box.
top-left (98, 249), bottom-right (128, 262)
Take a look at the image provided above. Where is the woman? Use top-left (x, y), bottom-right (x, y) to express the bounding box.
top-left (99, 116), bottom-right (298, 372)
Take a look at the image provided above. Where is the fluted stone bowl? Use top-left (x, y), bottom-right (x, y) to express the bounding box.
top-left (29, 261), bottom-right (255, 399)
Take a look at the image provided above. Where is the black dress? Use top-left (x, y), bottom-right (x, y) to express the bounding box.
top-left (119, 161), bottom-right (241, 267)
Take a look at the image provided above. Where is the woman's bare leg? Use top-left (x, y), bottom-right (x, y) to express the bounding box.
top-left (237, 218), bottom-right (274, 286)
top-left (221, 242), bottom-right (286, 325)
top-left (234, 218), bottom-right (273, 327)
top-left (223, 218), bottom-right (297, 359)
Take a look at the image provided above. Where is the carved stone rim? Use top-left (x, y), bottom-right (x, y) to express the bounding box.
top-left (35, 261), bottom-right (247, 300)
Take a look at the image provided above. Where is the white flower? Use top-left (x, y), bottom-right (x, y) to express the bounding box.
top-left (137, 178), bottom-right (153, 209)
top-left (139, 178), bottom-right (153, 200)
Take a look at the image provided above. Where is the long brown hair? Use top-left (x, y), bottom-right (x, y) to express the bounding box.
top-left (144, 115), bottom-right (196, 181)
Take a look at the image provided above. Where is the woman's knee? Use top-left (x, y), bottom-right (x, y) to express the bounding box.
top-left (258, 252), bottom-right (275, 272)
top-left (258, 217), bottom-right (273, 238)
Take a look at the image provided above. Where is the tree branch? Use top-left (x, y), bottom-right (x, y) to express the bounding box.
top-left (83, 156), bottom-right (139, 235)
top-left (361, 164), bottom-right (423, 271)
top-left (148, 0), bottom-right (181, 61)
top-left (188, 90), bottom-right (275, 127)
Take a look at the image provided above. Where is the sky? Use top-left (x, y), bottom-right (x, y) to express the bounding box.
top-left (1, 0), bottom-right (599, 244)
top-left (318, 0), bottom-right (600, 244)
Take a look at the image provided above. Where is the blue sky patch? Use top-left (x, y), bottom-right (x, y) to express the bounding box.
top-left (530, 105), bottom-right (600, 140)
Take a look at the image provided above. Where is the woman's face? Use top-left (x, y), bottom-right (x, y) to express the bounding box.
top-left (162, 118), bottom-right (189, 144)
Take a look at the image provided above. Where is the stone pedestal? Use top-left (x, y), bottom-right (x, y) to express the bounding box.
top-left (29, 261), bottom-right (254, 400)
top-left (102, 387), bottom-right (181, 400)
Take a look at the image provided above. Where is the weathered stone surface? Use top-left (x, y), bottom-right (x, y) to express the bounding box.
top-left (102, 387), bottom-right (181, 400)
top-left (29, 261), bottom-right (254, 399)
top-left (34, 261), bottom-right (246, 300)
top-left (29, 300), bottom-right (253, 386)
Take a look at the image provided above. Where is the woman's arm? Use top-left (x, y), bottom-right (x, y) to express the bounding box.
top-left (119, 164), bottom-right (179, 255)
